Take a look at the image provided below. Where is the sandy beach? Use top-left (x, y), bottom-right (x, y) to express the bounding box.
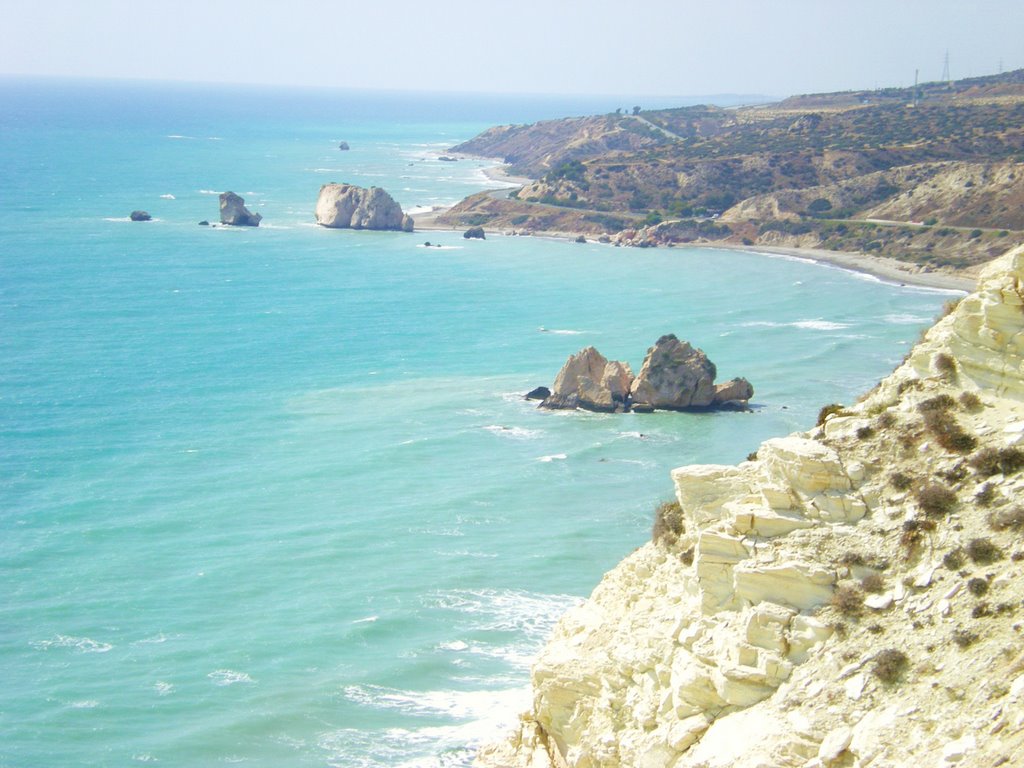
top-left (411, 164), bottom-right (978, 293)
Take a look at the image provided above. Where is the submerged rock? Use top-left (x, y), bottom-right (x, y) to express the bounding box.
top-left (315, 183), bottom-right (413, 232)
top-left (219, 192), bottom-right (262, 227)
top-left (338, 141), bottom-right (350, 150)
top-left (129, 210), bottom-right (152, 222)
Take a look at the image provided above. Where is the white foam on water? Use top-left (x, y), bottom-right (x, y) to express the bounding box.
top-left (207, 669), bottom-right (255, 686)
top-left (351, 615), bottom-right (379, 625)
top-left (154, 681), bottom-right (175, 696)
top-left (538, 327), bottom-right (585, 335)
top-left (741, 319), bottom-right (851, 331)
top-left (482, 425), bottom-right (543, 440)
top-left (165, 134), bottom-right (194, 140)
top-left (70, 700), bottom-right (100, 709)
top-left (198, 189), bottom-right (220, 195)
top-left (32, 634), bottom-right (113, 653)
top-left (159, 194), bottom-right (175, 200)
top-left (439, 641), bottom-right (469, 652)
top-left (884, 313), bottom-right (933, 324)
top-left (537, 453), bottom-right (567, 462)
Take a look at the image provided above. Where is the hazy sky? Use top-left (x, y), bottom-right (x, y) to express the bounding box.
top-left (2, 0), bottom-right (1022, 98)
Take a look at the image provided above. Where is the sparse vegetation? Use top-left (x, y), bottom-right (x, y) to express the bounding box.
top-left (916, 483), bottom-right (957, 516)
top-left (817, 403), bottom-right (848, 426)
top-left (856, 425), bottom-right (875, 440)
top-left (890, 471), bottom-right (914, 491)
top-left (943, 549), bottom-right (965, 570)
top-left (934, 352), bottom-right (958, 379)
top-left (861, 573), bottom-right (884, 593)
top-left (967, 577), bottom-right (990, 597)
top-left (921, 407), bottom-right (977, 453)
top-left (952, 629), bottom-right (978, 648)
top-left (966, 537), bottom-right (1003, 564)
top-left (872, 649), bottom-right (909, 684)
top-left (976, 483), bottom-right (997, 507)
top-left (959, 391), bottom-right (982, 411)
top-left (831, 585), bottom-right (865, 616)
top-left (652, 500), bottom-right (684, 546)
top-left (969, 446), bottom-right (1024, 476)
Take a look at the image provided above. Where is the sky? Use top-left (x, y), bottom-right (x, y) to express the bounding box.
top-left (1, 0), bottom-right (1022, 98)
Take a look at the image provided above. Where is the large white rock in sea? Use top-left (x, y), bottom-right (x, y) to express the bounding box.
top-left (314, 183), bottom-right (414, 232)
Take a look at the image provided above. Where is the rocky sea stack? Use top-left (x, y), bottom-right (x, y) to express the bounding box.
top-left (479, 247), bottom-right (1024, 768)
top-left (219, 192), bottom-right (262, 227)
top-left (314, 183), bottom-right (414, 232)
top-left (538, 335), bottom-right (752, 413)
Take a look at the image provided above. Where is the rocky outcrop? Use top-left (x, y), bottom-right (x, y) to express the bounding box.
top-left (130, 210), bottom-right (151, 222)
top-left (338, 141), bottom-right (350, 151)
top-left (464, 226), bottom-right (486, 240)
top-left (541, 347), bottom-right (633, 413)
top-left (315, 183), bottom-right (414, 232)
top-left (477, 246), bottom-right (1024, 768)
top-left (630, 334), bottom-right (717, 409)
top-left (219, 192), bottom-right (261, 227)
top-left (540, 337), bottom-right (752, 413)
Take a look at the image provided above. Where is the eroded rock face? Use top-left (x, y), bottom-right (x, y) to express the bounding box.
top-left (315, 183), bottom-right (414, 232)
top-left (713, 377), bottom-right (754, 405)
top-left (219, 192), bottom-right (262, 227)
top-left (630, 334), bottom-right (718, 409)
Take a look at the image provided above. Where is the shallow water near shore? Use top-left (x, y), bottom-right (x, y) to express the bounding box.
top-left (0, 79), bottom-right (956, 767)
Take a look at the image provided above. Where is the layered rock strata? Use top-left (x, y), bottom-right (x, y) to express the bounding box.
top-left (479, 247), bottom-right (1024, 768)
top-left (219, 191), bottom-right (261, 226)
top-left (315, 183), bottom-right (414, 232)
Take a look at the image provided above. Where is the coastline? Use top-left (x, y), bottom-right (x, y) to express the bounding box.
top-left (410, 165), bottom-right (977, 293)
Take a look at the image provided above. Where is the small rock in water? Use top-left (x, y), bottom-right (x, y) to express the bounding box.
top-left (130, 210), bottom-right (152, 222)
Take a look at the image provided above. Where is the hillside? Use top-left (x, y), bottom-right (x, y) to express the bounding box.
top-left (440, 70), bottom-right (1024, 275)
top-left (475, 245), bottom-right (1024, 768)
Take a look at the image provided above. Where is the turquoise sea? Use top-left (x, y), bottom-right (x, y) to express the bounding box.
top-left (0, 79), bottom-right (956, 767)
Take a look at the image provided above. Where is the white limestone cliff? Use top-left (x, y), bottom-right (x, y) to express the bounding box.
top-left (477, 246), bottom-right (1024, 768)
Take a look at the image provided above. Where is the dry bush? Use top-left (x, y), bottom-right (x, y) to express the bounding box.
top-left (976, 483), bottom-right (997, 507)
top-left (831, 585), bottom-right (865, 616)
top-left (966, 537), bottom-right (1003, 565)
top-left (817, 403), bottom-right (849, 426)
top-left (652, 500), bottom-right (684, 545)
top-left (959, 391), bottom-right (982, 412)
top-left (861, 572), bottom-right (885, 593)
top-left (922, 409), bottom-right (977, 453)
top-left (918, 394), bottom-right (956, 413)
top-left (856, 425), bottom-right (875, 440)
top-left (916, 483), bottom-right (957, 516)
top-left (966, 577), bottom-right (990, 597)
top-left (970, 447), bottom-right (1024, 477)
top-left (952, 629), bottom-right (978, 648)
top-left (890, 471), bottom-right (914, 491)
top-left (943, 548), bottom-right (965, 570)
top-left (901, 518), bottom-right (935, 551)
top-left (934, 352), bottom-right (957, 379)
top-left (873, 649), bottom-right (909, 683)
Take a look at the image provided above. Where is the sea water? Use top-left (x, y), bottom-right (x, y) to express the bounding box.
top-left (0, 79), bottom-right (956, 767)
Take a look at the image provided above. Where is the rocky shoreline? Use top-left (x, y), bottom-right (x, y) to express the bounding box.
top-left (411, 162), bottom-right (977, 293)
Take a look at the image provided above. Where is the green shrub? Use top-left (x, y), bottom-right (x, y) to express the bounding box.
top-left (943, 549), bottom-right (964, 570)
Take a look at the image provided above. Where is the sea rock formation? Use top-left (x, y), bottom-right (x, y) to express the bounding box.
top-left (464, 226), bottom-right (486, 240)
top-left (338, 141), bottom-right (350, 150)
top-left (539, 337), bottom-right (751, 413)
top-left (630, 334), bottom-right (718, 409)
top-left (219, 192), bottom-right (262, 227)
top-left (477, 247), bottom-right (1024, 767)
top-left (314, 183), bottom-right (414, 232)
top-left (541, 347), bottom-right (633, 413)
top-left (130, 210), bottom-right (151, 222)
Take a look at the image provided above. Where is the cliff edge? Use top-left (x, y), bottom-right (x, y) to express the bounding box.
top-left (477, 246), bottom-right (1024, 768)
